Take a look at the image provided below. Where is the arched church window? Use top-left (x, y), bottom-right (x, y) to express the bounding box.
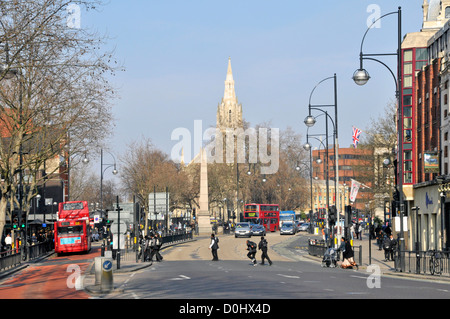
top-left (446, 6), bottom-right (450, 19)
top-left (229, 110), bottom-right (232, 123)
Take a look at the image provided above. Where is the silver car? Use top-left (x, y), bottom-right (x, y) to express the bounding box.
top-left (299, 223), bottom-right (310, 232)
top-left (280, 222), bottom-right (296, 235)
top-left (250, 224), bottom-right (266, 236)
top-left (235, 222), bottom-right (252, 238)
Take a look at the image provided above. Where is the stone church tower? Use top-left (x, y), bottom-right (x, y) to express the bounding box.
top-left (217, 58), bottom-right (243, 133)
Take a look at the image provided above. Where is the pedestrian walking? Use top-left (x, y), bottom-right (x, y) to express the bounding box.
top-left (375, 225), bottom-right (383, 250)
top-left (209, 233), bottom-right (219, 261)
top-left (383, 233), bottom-right (396, 261)
top-left (143, 235), bottom-right (152, 262)
top-left (31, 233), bottom-right (37, 245)
top-left (258, 236), bottom-right (272, 266)
top-left (382, 234), bottom-right (392, 261)
top-left (246, 240), bottom-right (258, 266)
top-left (5, 233), bottom-right (12, 254)
top-left (150, 233), bottom-right (163, 262)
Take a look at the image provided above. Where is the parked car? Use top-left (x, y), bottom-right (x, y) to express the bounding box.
top-left (280, 222), bottom-right (296, 235)
top-left (250, 224), bottom-right (266, 236)
top-left (235, 222), bottom-right (252, 238)
top-left (299, 222), bottom-right (310, 232)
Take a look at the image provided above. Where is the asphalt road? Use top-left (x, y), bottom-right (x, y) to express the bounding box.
top-left (100, 233), bottom-right (450, 300)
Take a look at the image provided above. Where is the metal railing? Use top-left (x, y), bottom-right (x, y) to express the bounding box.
top-left (0, 249), bottom-right (22, 272)
top-left (0, 240), bottom-right (55, 273)
top-left (395, 250), bottom-right (450, 277)
top-left (308, 238), bottom-right (363, 265)
top-left (116, 230), bottom-right (194, 262)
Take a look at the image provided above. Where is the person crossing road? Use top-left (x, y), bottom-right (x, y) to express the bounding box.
top-left (246, 240), bottom-right (258, 266)
top-left (258, 236), bottom-right (272, 266)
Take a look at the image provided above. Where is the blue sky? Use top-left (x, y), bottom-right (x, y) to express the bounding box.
top-left (81, 0), bottom-right (424, 166)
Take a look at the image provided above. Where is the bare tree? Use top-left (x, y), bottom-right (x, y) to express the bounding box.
top-left (119, 138), bottom-right (195, 221)
top-left (0, 0), bottom-right (119, 237)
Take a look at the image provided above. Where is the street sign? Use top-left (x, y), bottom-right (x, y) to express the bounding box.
top-left (103, 259), bottom-right (113, 272)
top-left (111, 221), bottom-right (127, 235)
top-left (148, 192), bottom-right (170, 220)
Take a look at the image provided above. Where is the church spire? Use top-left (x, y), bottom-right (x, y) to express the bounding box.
top-left (217, 57), bottom-right (243, 133)
top-left (223, 57), bottom-right (237, 102)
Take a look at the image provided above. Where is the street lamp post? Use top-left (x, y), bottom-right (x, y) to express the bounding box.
top-left (304, 74), bottom-right (339, 246)
top-left (352, 6), bottom-right (404, 271)
top-left (100, 149), bottom-right (118, 211)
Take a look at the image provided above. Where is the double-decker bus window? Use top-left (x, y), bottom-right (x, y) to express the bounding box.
top-left (246, 205), bottom-right (259, 211)
top-left (62, 202), bottom-right (84, 211)
top-left (245, 212), bottom-right (258, 218)
top-left (57, 225), bottom-right (83, 235)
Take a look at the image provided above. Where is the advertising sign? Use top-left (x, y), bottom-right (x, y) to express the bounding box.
top-left (424, 152), bottom-right (439, 173)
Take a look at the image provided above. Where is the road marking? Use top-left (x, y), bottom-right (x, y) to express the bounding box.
top-left (169, 275), bottom-right (191, 281)
top-left (131, 292), bottom-right (139, 299)
top-left (350, 275), bottom-right (369, 279)
top-left (277, 274), bottom-right (300, 279)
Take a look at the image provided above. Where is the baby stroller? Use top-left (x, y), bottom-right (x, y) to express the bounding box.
top-left (321, 247), bottom-right (338, 268)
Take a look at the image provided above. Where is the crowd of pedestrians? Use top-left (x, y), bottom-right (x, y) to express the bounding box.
top-left (0, 229), bottom-right (54, 255)
top-left (139, 232), bottom-right (163, 263)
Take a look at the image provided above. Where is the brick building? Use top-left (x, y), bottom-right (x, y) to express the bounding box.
top-left (312, 146), bottom-right (373, 211)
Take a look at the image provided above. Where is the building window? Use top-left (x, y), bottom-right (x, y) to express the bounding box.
top-left (404, 129), bottom-right (412, 142)
top-left (404, 118), bottom-right (412, 129)
top-left (416, 48), bottom-right (427, 60)
top-left (404, 50), bottom-right (413, 62)
top-left (403, 95), bottom-right (412, 106)
top-left (446, 6), bottom-right (450, 19)
top-left (404, 75), bottom-right (412, 88)
top-left (404, 106), bottom-right (412, 117)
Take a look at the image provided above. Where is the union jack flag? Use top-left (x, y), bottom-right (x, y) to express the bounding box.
top-left (352, 127), bottom-right (362, 148)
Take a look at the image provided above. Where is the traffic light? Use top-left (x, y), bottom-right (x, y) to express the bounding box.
top-left (12, 212), bottom-right (18, 229)
top-left (328, 206), bottom-right (337, 224)
top-left (104, 210), bottom-right (110, 225)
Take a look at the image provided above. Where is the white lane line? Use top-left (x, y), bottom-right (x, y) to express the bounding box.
top-left (277, 274), bottom-right (300, 279)
top-left (169, 275), bottom-right (191, 281)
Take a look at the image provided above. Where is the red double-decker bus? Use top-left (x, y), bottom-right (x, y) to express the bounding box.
top-left (243, 204), bottom-right (280, 232)
top-left (54, 201), bottom-right (91, 255)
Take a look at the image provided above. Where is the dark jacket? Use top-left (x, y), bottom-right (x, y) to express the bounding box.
top-left (343, 241), bottom-right (354, 259)
top-left (258, 238), bottom-right (268, 251)
top-left (247, 241), bottom-right (257, 253)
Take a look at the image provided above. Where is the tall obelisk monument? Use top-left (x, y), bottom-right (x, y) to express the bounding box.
top-left (197, 148), bottom-right (212, 235)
